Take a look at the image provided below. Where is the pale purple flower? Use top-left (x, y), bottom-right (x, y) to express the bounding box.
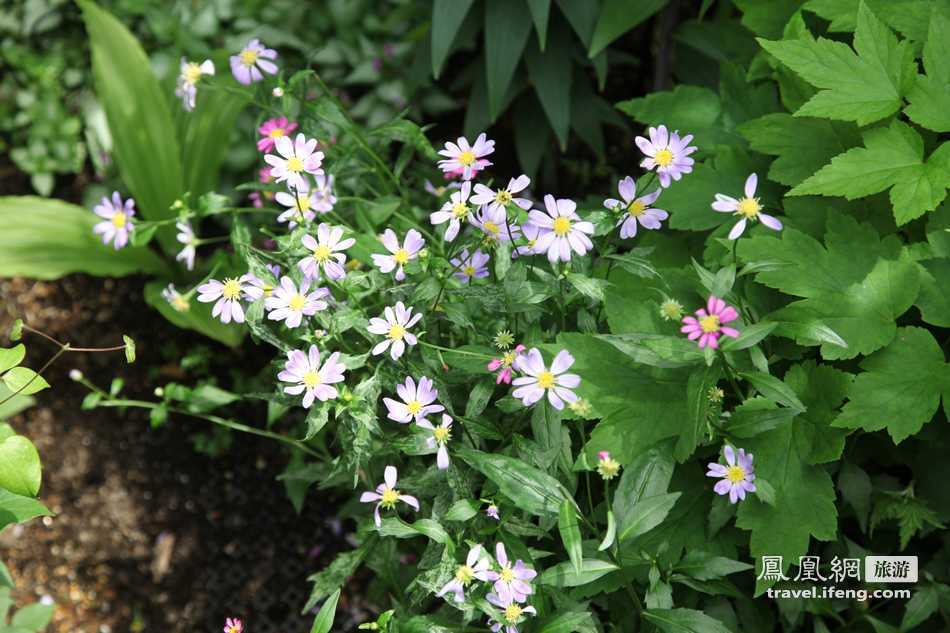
top-left (451, 248), bottom-right (490, 283)
top-left (371, 228), bottom-right (425, 281)
top-left (512, 348), bottom-right (580, 410)
top-left (487, 592), bottom-right (536, 633)
top-left (424, 179), bottom-right (461, 197)
top-left (175, 220), bottom-right (198, 270)
top-left (175, 58), bottom-right (214, 112)
top-left (487, 344), bottom-right (525, 385)
top-left (264, 133), bottom-right (325, 190)
top-left (485, 504), bottom-right (500, 520)
top-left (277, 344), bottom-right (346, 408)
top-left (430, 181), bottom-right (472, 242)
top-left (276, 181), bottom-right (318, 227)
top-left (230, 38), bottom-right (278, 85)
top-left (92, 191), bottom-right (135, 249)
top-left (472, 204), bottom-right (520, 244)
top-left (712, 173), bottom-right (782, 240)
top-left (437, 543), bottom-right (491, 602)
top-left (310, 173), bottom-right (337, 213)
top-left (360, 465), bottom-right (420, 527)
top-left (706, 445), bottom-right (756, 504)
top-left (299, 223), bottom-right (354, 280)
top-left (243, 273), bottom-right (275, 301)
top-left (528, 195), bottom-right (594, 263)
top-left (367, 301), bottom-right (422, 361)
top-left (485, 543), bottom-right (536, 603)
top-left (635, 125), bottom-right (697, 188)
top-left (383, 376), bottom-right (444, 424)
top-left (196, 275), bottom-right (255, 324)
top-left (264, 276), bottom-right (329, 328)
top-left (471, 175), bottom-right (532, 215)
top-left (437, 133), bottom-right (494, 180)
top-left (418, 413), bottom-right (453, 469)
top-left (680, 295), bottom-right (740, 349)
top-left (161, 284), bottom-right (190, 312)
top-left (604, 176), bottom-right (668, 239)
top-left (513, 222), bottom-right (541, 257)
top-left (224, 617), bottom-right (243, 633)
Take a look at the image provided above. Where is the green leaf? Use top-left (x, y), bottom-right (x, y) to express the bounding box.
top-left (834, 327), bottom-right (950, 443)
top-left (598, 509), bottom-right (616, 551)
top-left (566, 273), bottom-right (607, 302)
top-left (2, 368), bottom-right (49, 397)
top-left (122, 335), bottom-right (136, 364)
top-left (558, 500), bottom-right (583, 574)
top-left (720, 322), bottom-right (777, 352)
top-left (589, 0), bottom-right (668, 58)
top-left (181, 81), bottom-right (251, 196)
top-left (525, 23), bottom-right (573, 149)
top-left (537, 611), bottom-right (596, 633)
top-left (144, 281), bottom-right (245, 348)
top-left (790, 121), bottom-right (950, 225)
top-left (674, 552), bottom-right (753, 580)
top-left (310, 588), bottom-right (341, 633)
top-left (485, 0), bottom-right (533, 120)
top-left (738, 370), bottom-right (806, 411)
top-left (0, 346), bottom-right (24, 375)
top-left (0, 488), bottom-right (51, 531)
top-left (538, 558), bottom-right (618, 588)
top-left (758, 1), bottom-right (915, 125)
top-left (302, 540), bottom-right (373, 613)
top-left (456, 448), bottom-right (573, 516)
top-left (900, 584), bottom-right (939, 630)
top-left (0, 434), bottom-right (41, 497)
top-left (643, 608), bottom-right (734, 633)
top-left (904, 5), bottom-right (950, 132)
top-left (10, 601), bottom-right (55, 630)
top-left (526, 0), bottom-right (551, 49)
top-left (431, 0), bottom-right (475, 77)
top-left (611, 441), bottom-right (681, 541)
top-left (78, 0), bottom-right (183, 251)
top-left (727, 397), bottom-right (798, 438)
top-left (0, 197), bottom-right (168, 279)
top-left (679, 364), bottom-right (722, 461)
top-left (618, 493), bottom-right (681, 542)
top-left (737, 113), bottom-right (859, 187)
top-left (377, 517), bottom-right (450, 544)
top-left (617, 85), bottom-right (727, 149)
top-left (444, 498), bottom-right (480, 522)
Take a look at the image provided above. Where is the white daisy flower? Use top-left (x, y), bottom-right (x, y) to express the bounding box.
top-left (429, 180), bottom-right (473, 242)
top-left (512, 348), bottom-right (581, 410)
top-left (264, 276), bottom-right (330, 328)
top-left (367, 301), bottom-right (423, 361)
top-left (528, 195), bottom-right (595, 262)
top-left (299, 223), bottom-right (355, 280)
top-left (264, 133), bottom-right (325, 190)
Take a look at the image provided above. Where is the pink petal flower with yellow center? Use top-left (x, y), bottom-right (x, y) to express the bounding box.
top-left (360, 466), bottom-right (419, 527)
top-left (486, 591), bottom-right (536, 633)
top-left (603, 176), bottom-right (667, 239)
top-left (92, 191), bottom-right (135, 250)
top-left (372, 228), bottom-right (425, 281)
top-left (299, 223), bottom-right (354, 280)
top-left (223, 617), bottom-right (243, 633)
top-left (512, 349), bottom-right (580, 410)
top-left (278, 344), bottom-right (346, 408)
top-left (485, 542), bottom-right (537, 603)
top-left (635, 125), bottom-right (697, 188)
top-left (706, 445), bottom-right (756, 503)
top-left (257, 116), bottom-right (298, 152)
top-left (264, 133), bottom-right (324, 190)
top-left (528, 195), bottom-right (594, 263)
top-left (712, 173), bottom-right (783, 240)
top-left (230, 38), bottom-right (278, 85)
top-left (264, 276), bottom-right (329, 328)
top-left (451, 248), bottom-right (490, 283)
top-left (472, 204), bottom-right (521, 244)
top-left (437, 133), bottom-right (494, 180)
top-left (680, 295), bottom-right (740, 349)
top-left (383, 376), bottom-right (444, 424)
top-left (487, 344), bottom-right (526, 384)
top-left (175, 58), bottom-right (214, 112)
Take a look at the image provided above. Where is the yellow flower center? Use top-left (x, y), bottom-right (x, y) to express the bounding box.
top-left (313, 244), bottom-right (333, 262)
top-left (537, 371), bottom-right (556, 389)
top-left (111, 212), bottom-right (127, 228)
top-left (240, 49), bottom-right (259, 66)
top-left (452, 202), bottom-right (470, 219)
top-left (295, 194), bottom-right (311, 212)
top-left (389, 323), bottom-right (406, 340)
top-left (552, 216), bottom-right (572, 236)
top-left (495, 190), bottom-right (513, 206)
top-left (393, 248), bottom-right (410, 265)
top-left (654, 148), bottom-right (673, 167)
top-left (380, 487), bottom-right (400, 508)
top-left (736, 197), bottom-right (761, 219)
top-left (269, 127), bottom-right (286, 139)
top-left (183, 62), bottom-right (202, 84)
top-left (660, 300), bottom-right (683, 321)
top-left (500, 567), bottom-right (515, 583)
top-left (171, 296), bottom-right (190, 312)
top-left (289, 294), bottom-right (307, 311)
top-left (463, 265), bottom-right (476, 277)
top-left (501, 351), bottom-right (517, 367)
top-left (597, 458), bottom-right (621, 480)
top-left (406, 400), bottom-right (422, 415)
top-left (726, 465), bottom-right (746, 483)
top-left (433, 426), bottom-right (451, 443)
top-left (226, 627), bottom-right (241, 633)
top-left (286, 157), bottom-right (304, 173)
top-left (626, 199), bottom-right (646, 217)
top-left (221, 278), bottom-right (243, 300)
top-left (504, 604), bottom-right (523, 623)
top-left (482, 221), bottom-right (500, 235)
top-left (303, 370), bottom-right (321, 388)
top-left (699, 314), bottom-right (720, 333)
top-left (455, 564), bottom-right (475, 584)
top-left (458, 150), bottom-right (476, 166)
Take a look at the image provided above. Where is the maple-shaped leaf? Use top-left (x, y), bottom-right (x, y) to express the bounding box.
top-left (758, 1), bottom-right (915, 125)
top-left (834, 327), bottom-right (950, 443)
top-left (738, 211), bottom-right (919, 358)
top-left (789, 120), bottom-right (950, 225)
top-left (904, 4), bottom-right (950, 133)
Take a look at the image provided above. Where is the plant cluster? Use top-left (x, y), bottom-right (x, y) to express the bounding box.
top-left (2, 1), bottom-right (950, 632)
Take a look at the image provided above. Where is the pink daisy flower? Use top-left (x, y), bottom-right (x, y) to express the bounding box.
top-left (634, 125), bottom-right (697, 188)
top-left (264, 133), bottom-right (325, 190)
top-left (277, 344), bottom-right (346, 408)
top-left (437, 133), bottom-right (494, 180)
top-left (257, 116), bottom-right (298, 152)
top-left (223, 617), bottom-right (243, 633)
top-left (371, 228), bottom-right (425, 281)
top-left (706, 445), bottom-right (756, 504)
top-left (383, 375), bottom-right (444, 424)
top-left (487, 344), bottom-right (526, 385)
top-left (485, 542), bottom-right (537, 603)
top-left (230, 38), bottom-right (278, 85)
top-left (680, 295), bottom-right (740, 349)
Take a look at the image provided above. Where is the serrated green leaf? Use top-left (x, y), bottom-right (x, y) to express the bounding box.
top-left (904, 5), bottom-right (950, 132)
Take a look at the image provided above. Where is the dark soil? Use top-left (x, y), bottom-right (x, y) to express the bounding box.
top-left (0, 275), bottom-right (369, 633)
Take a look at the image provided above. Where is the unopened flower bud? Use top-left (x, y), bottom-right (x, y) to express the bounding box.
top-left (69, 369), bottom-right (83, 381)
top-left (597, 451), bottom-right (621, 480)
top-left (272, 86), bottom-right (284, 97)
top-left (154, 387), bottom-right (164, 397)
